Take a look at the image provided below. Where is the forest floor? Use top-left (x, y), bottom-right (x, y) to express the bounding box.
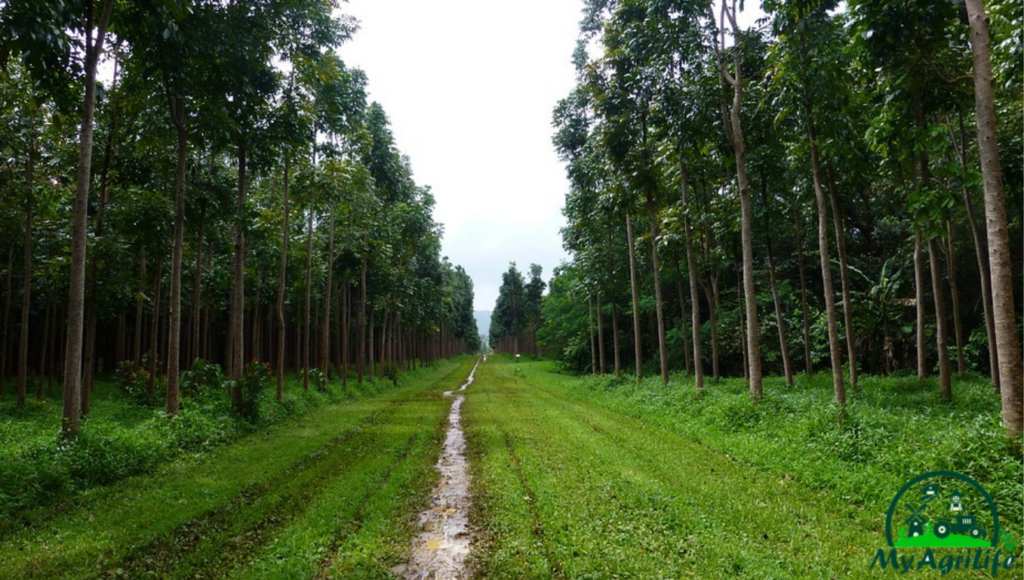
top-left (1, 356), bottom-right (1018, 579)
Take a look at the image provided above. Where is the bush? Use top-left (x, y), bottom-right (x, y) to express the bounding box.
top-left (115, 360), bottom-right (156, 406)
top-left (180, 358), bottom-right (227, 402)
top-left (308, 367), bottom-right (328, 392)
top-left (233, 360), bottom-right (272, 424)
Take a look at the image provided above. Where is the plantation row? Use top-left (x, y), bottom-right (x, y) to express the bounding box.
top-left (488, 0), bottom-right (1023, 436)
top-left (0, 0), bottom-right (481, 438)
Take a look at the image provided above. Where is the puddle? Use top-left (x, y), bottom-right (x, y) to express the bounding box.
top-left (396, 359), bottom-right (481, 580)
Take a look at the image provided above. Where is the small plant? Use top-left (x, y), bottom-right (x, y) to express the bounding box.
top-left (308, 367), bottom-right (328, 392)
top-left (180, 358), bottom-right (226, 402)
top-left (115, 360), bottom-right (153, 406)
top-left (232, 360), bottom-right (272, 423)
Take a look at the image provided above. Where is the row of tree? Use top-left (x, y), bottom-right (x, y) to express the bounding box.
top-left (489, 262), bottom-right (545, 358)
top-left (0, 0), bottom-right (479, 438)
top-left (544, 0), bottom-right (1022, 434)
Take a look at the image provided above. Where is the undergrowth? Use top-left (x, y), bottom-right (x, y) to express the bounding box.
top-left (525, 360), bottom-right (1023, 541)
top-left (0, 359), bottom-right (434, 530)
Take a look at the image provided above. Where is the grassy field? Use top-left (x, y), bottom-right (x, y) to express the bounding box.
top-left (0, 356), bottom-right (477, 580)
top-left (464, 356), bottom-right (1020, 579)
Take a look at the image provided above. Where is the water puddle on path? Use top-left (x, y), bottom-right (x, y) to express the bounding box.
top-left (395, 359), bottom-right (481, 580)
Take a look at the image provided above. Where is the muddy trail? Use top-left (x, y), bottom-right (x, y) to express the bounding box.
top-left (396, 359), bottom-right (481, 580)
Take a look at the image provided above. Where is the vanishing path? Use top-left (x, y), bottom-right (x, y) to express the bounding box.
top-left (463, 358), bottom-right (906, 580)
top-left (0, 357), bottom-right (477, 580)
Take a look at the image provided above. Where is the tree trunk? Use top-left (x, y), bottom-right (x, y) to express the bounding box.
top-left (766, 234), bottom-right (793, 386)
top-left (679, 156), bottom-right (703, 389)
top-left (358, 258), bottom-right (366, 384)
top-left (588, 296), bottom-right (596, 375)
top-left (792, 199), bottom-right (813, 375)
top-left (166, 99), bottom-right (187, 416)
top-left (17, 165), bottom-right (34, 408)
top-left (275, 157), bottom-right (290, 400)
top-left (1, 247), bottom-right (13, 395)
top-left (724, 49), bottom-right (762, 400)
top-left (645, 196), bottom-right (669, 386)
top-left (63, 0), bottom-right (115, 439)
top-left (37, 295), bottom-right (51, 401)
top-left (826, 165), bottom-right (858, 388)
top-left (368, 308), bottom-right (375, 380)
top-left (341, 281), bottom-right (349, 388)
top-left (135, 249), bottom-right (145, 365)
top-left (674, 261), bottom-right (691, 376)
top-left (808, 119), bottom-right (845, 406)
top-left (191, 198), bottom-right (206, 365)
top-left (321, 205), bottom-right (335, 373)
top-left (147, 258), bottom-right (163, 400)
top-left (625, 214), bottom-right (643, 380)
top-left (965, 0), bottom-right (1021, 436)
top-left (914, 228), bottom-right (928, 379)
top-left (611, 302), bottom-right (621, 377)
top-left (229, 141), bottom-right (247, 409)
top-left (954, 107), bottom-right (999, 390)
top-left (707, 275), bottom-right (720, 381)
top-left (737, 271), bottom-right (748, 380)
top-left (928, 235), bottom-right (953, 401)
top-left (303, 207), bottom-right (313, 389)
top-left (596, 294), bottom-right (605, 374)
top-left (945, 221), bottom-right (965, 374)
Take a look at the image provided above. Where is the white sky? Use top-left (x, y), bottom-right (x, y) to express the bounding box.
top-left (338, 0), bottom-right (582, 312)
top-left (338, 0), bottom-right (765, 312)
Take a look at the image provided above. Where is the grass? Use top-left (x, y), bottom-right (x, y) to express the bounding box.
top-left (0, 356), bottom-right (477, 580)
top-left (464, 356), bottom-right (1020, 579)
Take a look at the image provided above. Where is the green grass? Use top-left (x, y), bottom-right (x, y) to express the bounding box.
top-left (465, 357), bottom-right (1018, 579)
top-left (0, 356), bottom-right (476, 580)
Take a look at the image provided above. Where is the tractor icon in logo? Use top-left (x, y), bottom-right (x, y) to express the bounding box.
top-left (886, 471), bottom-right (1000, 549)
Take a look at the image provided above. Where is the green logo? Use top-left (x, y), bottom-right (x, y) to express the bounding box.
top-left (870, 471), bottom-right (1016, 575)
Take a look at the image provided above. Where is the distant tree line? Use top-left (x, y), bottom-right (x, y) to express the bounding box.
top-left (542, 0), bottom-right (1022, 435)
top-left (489, 262), bottom-right (545, 358)
top-left (0, 0), bottom-right (479, 438)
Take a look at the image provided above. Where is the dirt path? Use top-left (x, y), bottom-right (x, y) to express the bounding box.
top-left (397, 359), bottom-right (481, 580)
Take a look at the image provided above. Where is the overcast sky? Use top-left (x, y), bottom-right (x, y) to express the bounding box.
top-left (338, 0), bottom-right (582, 312)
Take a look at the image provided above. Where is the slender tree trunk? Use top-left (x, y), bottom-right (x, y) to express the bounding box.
top-left (63, 0), bottom-right (115, 439)
top-left (321, 205), bottom-right (335, 373)
top-left (596, 294), bottom-right (605, 374)
top-left (792, 199), bottom-right (813, 375)
top-left (191, 198), bottom-right (206, 365)
top-left (674, 261), bottom-right (692, 376)
top-left (965, 0), bottom-right (1021, 435)
top-left (766, 235), bottom-right (793, 386)
top-left (166, 100), bottom-right (187, 415)
top-left (17, 163), bottom-right (34, 408)
top-left (588, 296), bottom-right (597, 375)
top-left (953, 108), bottom-right (999, 390)
top-left (358, 258), bottom-right (366, 384)
top-left (135, 249), bottom-right (145, 365)
top-left (808, 119), bottom-right (845, 406)
top-left (275, 157), bottom-right (290, 401)
top-left (342, 281), bottom-right (349, 388)
top-left (625, 214), bottom-right (643, 380)
top-left (914, 228), bottom-right (928, 378)
top-left (680, 167), bottom-right (704, 388)
top-left (912, 90), bottom-right (952, 401)
top-left (0, 247), bottom-right (12, 395)
top-left (826, 165), bottom-right (858, 388)
top-left (368, 309), bottom-right (375, 380)
top-left (738, 271), bottom-right (748, 380)
top-left (707, 276), bottom-right (720, 380)
top-left (645, 196), bottom-right (669, 386)
top-left (303, 207), bottom-right (313, 389)
top-left (147, 258), bottom-right (163, 400)
top-left (229, 141), bottom-right (247, 408)
top-left (944, 221), bottom-right (965, 375)
top-left (37, 295), bottom-right (51, 401)
top-left (611, 302), bottom-right (621, 377)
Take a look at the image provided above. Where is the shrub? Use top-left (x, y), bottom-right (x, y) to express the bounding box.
top-left (308, 367), bottom-right (328, 392)
top-left (180, 358), bottom-right (227, 402)
top-left (115, 360), bottom-right (154, 406)
top-left (233, 360), bottom-right (272, 424)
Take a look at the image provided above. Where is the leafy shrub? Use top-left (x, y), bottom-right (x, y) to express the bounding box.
top-left (308, 367), bottom-right (328, 392)
top-left (115, 360), bottom-right (154, 406)
top-left (180, 358), bottom-right (227, 402)
top-left (233, 360), bottom-right (272, 423)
